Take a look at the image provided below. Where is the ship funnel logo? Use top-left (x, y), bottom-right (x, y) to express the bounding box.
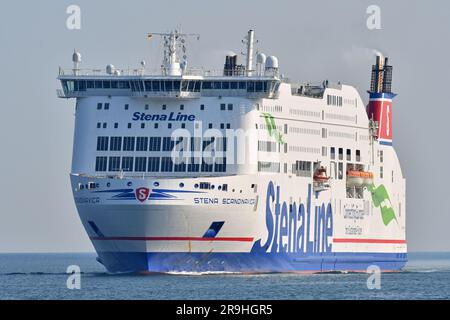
top-left (135, 188), bottom-right (150, 203)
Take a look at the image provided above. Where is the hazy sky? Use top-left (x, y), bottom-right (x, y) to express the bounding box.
top-left (0, 0), bottom-right (449, 252)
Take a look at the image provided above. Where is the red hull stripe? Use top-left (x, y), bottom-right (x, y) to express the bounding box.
top-left (91, 236), bottom-right (254, 242)
top-left (333, 238), bottom-right (406, 244)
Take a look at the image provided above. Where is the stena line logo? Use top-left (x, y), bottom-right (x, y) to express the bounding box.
top-left (251, 182), bottom-right (333, 254)
top-left (135, 187), bottom-right (150, 203)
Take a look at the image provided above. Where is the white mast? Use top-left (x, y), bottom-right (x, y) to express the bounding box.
top-left (245, 30), bottom-right (255, 76)
top-left (147, 30), bottom-right (200, 76)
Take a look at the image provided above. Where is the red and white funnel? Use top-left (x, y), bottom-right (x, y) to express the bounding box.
top-left (367, 55), bottom-right (396, 146)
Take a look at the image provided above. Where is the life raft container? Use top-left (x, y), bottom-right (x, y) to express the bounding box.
top-left (346, 170), bottom-right (374, 187)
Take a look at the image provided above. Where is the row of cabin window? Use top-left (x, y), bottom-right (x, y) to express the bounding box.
top-left (97, 136), bottom-right (227, 152)
top-left (95, 156), bottom-right (226, 173)
top-left (64, 80), bottom-right (275, 93)
top-left (97, 103), bottom-right (232, 111)
top-left (330, 147), bottom-right (361, 162)
top-left (327, 95), bottom-right (343, 106)
top-left (96, 122), bottom-right (232, 130)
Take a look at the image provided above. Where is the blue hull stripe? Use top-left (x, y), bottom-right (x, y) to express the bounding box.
top-left (96, 252), bottom-right (407, 274)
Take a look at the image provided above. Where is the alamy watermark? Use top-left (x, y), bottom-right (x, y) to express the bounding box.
top-left (366, 5), bottom-right (381, 30)
top-left (66, 265), bottom-right (81, 290)
top-left (366, 265), bottom-right (381, 290)
top-left (66, 5), bottom-right (81, 30)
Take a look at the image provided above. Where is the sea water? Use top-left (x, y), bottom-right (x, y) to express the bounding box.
top-left (0, 252), bottom-right (449, 300)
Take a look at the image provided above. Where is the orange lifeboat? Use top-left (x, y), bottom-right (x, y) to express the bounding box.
top-left (314, 166), bottom-right (329, 182)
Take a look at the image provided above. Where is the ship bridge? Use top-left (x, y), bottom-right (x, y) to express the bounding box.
top-left (57, 71), bottom-right (280, 100)
top-left (57, 30), bottom-right (281, 100)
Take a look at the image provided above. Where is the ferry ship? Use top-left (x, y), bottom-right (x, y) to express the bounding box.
top-left (57, 30), bottom-right (407, 273)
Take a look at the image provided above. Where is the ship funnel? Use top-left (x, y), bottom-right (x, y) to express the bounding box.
top-left (367, 55), bottom-right (396, 146)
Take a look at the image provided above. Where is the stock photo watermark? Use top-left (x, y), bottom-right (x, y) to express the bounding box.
top-left (66, 265), bottom-right (81, 290)
top-left (366, 5), bottom-right (381, 30)
top-left (66, 5), bottom-right (81, 30)
top-left (366, 265), bottom-right (381, 290)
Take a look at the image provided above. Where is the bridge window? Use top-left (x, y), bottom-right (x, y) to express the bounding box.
top-left (103, 81), bottom-right (111, 89)
top-left (202, 81), bottom-right (212, 89)
top-left (220, 104), bottom-right (226, 110)
top-left (230, 82), bottom-right (238, 89)
top-left (95, 81), bottom-right (102, 89)
top-left (111, 81), bottom-right (118, 89)
top-left (87, 81), bottom-right (94, 89)
top-left (346, 149), bottom-right (351, 161)
top-left (247, 81), bottom-right (255, 92)
top-left (152, 81), bottom-right (160, 91)
top-left (104, 103), bottom-right (110, 110)
top-left (119, 81), bottom-right (130, 89)
top-left (164, 81), bottom-right (173, 91)
top-left (144, 80), bottom-right (152, 91)
top-left (97, 103), bottom-right (102, 110)
top-left (356, 149), bottom-right (361, 162)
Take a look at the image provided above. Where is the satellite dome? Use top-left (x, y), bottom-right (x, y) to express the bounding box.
top-left (256, 53), bottom-right (267, 64)
top-left (106, 64), bottom-right (115, 75)
top-left (265, 56), bottom-right (279, 69)
top-left (72, 50), bottom-right (81, 63)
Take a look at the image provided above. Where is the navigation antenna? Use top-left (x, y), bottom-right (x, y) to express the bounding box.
top-left (147, 30), bottom-right (200, 76)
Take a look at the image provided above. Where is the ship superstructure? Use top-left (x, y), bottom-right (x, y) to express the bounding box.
top-left (58, 30), bottom-right (406, 273)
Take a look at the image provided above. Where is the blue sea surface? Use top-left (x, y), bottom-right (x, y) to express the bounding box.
top-left (0, 252), bottom-right (449, 300)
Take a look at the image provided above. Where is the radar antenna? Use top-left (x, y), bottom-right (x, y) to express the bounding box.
top-left (147, 30), bottom-right (200, 76)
